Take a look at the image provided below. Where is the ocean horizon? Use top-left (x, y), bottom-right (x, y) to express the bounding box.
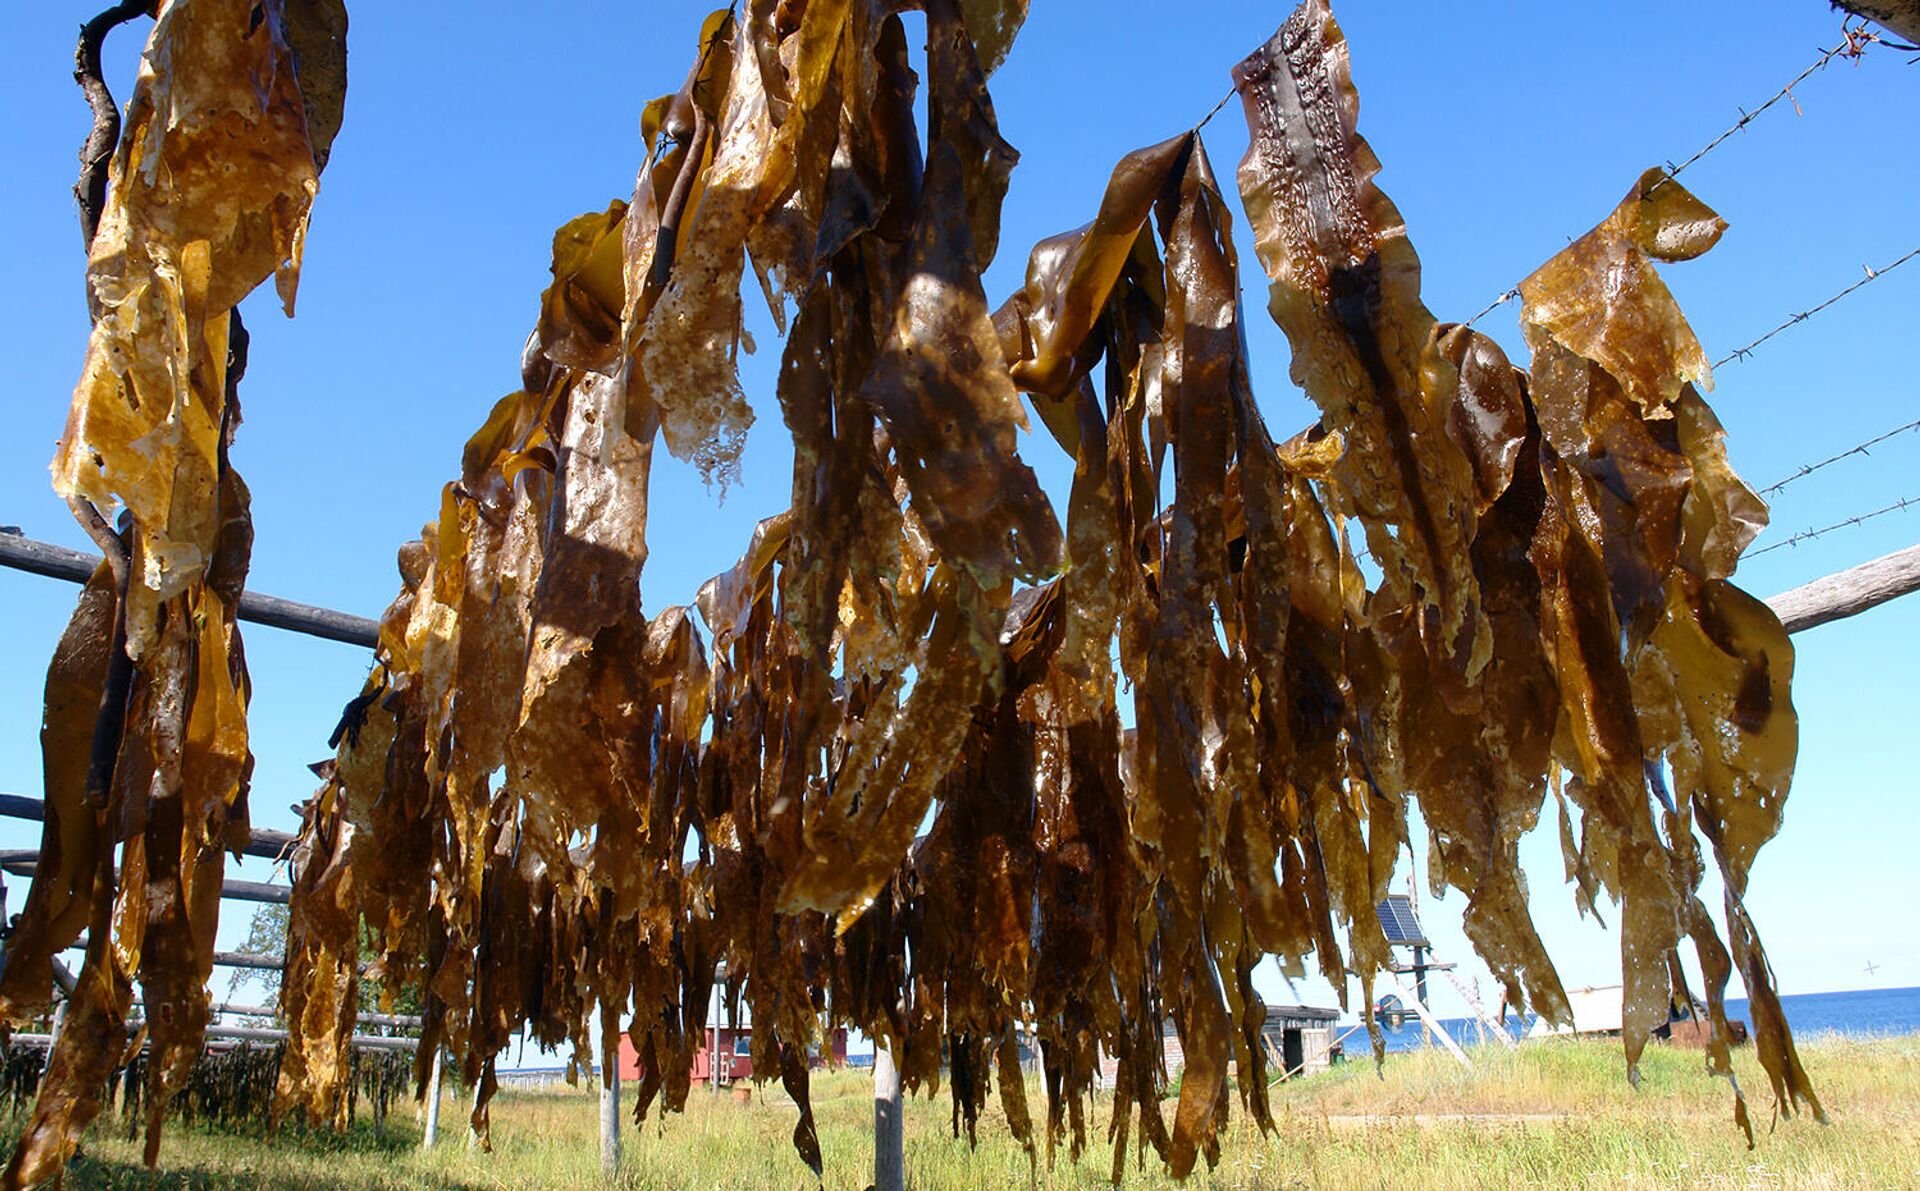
top-left (1354, 984), bottom-right (1920, 1053)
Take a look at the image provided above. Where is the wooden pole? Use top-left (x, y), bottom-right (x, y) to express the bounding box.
top-left (0, 530), bottom-right (380, 648)
top-left (1, 791), bottom-right (293, 860)
top-left (422, 1048), bottom-right (444, 1150)
top-left (1764, 543), bottom-right (1920, 635)
top-left (599, 1004), bottom-right (622, 1178)
top-left (467, 1080), bottom-right (484, 1151)
top-left (0, 857), bottom-right (289, 903)
top-left (874, 1041), bottom-right (904, 1191)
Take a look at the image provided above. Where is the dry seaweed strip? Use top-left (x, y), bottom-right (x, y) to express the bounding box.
top-left (5, 1), bottom-right (340, 1181)
top-left (22, 0), bottom-right (1807, 1185)
top-left (1232, 0), bottom-right (1486, 680)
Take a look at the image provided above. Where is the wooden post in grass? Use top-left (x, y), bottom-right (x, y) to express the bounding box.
top-left (600, 1003), bottom-right (622, 1177)
top-left (422, 1048), bottom-right (443, 1150)
top-left (467, 1080), bottom-right (484, 1150)
top-left (874, 1041), bottom-right (904, 1191)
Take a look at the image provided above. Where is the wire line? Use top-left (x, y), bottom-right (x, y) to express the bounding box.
top-left (1463, 29), bottom-right (1885, 328)
top-left (1759, 417), bottom-right (1920, 496)
top-left (1746, 494), bottom-right (1919, 557)
top-left (1714, 246), bottom-right (1920, 368)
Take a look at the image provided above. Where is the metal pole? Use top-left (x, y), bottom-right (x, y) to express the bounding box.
top-left (874, 1041), bottom-right (904, 1191)
top-left (599, 1006), bottom-right (622, 1177)
top-left (1413, 946), bottom-right (1431, 1046)
top-left (710, 979), bottom-right (722, 1093)
top-left (421, 1048), bottom-right (443, 1150)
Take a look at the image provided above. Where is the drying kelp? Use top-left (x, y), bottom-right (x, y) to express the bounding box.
top-left (6, 0), bottom-right (1819, 1186)
top-left (268, 0), bottom-right (1807, 1179)
top-left (2, 1), bottom-right (343, 1184)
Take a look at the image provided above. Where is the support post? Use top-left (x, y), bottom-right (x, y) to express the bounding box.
top-left (467, 1080), bottom-right (483, 1151)
top-left (599, 1003), bottom-right (621, 1177)
top-left (1412, 946), bottom-right (1431, 1046)
top-left (421, 1048), bottom-right (443, 1150)
top-left (710, 976), bottom-right (723, 1093)
top-left (874, 1041), bottom-right (904, 1191)
top-left (1387, 974), bottom-right (1471, 1069)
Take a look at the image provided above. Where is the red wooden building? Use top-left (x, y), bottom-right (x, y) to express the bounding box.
top-left (616, 1022), bottom-right (849, 1085)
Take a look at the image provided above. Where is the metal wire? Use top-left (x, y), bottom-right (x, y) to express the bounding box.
top-left (1746, 494), bottom-right (1919, 557)
top-left (1463, 29), bottom-right (1884, 328)
top-left (1759, 417), bottom-right (1920, 496)
top-left (1713, 246), bottom-right (1920, 368)
top-left (1194, 84), bottom-right (1238, 133)
top-left (1654, 24), bottom-right (1881, 188)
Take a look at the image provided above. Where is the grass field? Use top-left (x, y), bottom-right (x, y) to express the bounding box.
top-left (5, 1033), bottom-right (1916, 1188)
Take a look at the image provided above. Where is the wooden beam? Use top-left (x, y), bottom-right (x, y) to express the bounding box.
top-left (0, 792), bottom-right (294, 861)
top-left (6, 1025), bottom-right (417, 1052)
top-left (1765, 543), bottom-right (1920, 635)
top-left (5, 858), bottom-right (288, 904)
top-left (0, 530), bottom-right (379, 648)
top-left (66, 939), bottom-right (285, 970)
top-left (1830, 0), bottom-right (1920, 45)
top-left (422, 1049), bottom-right (445, 1150)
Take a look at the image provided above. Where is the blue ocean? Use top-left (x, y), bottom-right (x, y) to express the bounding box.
top-left (1359, 985), bottom-right (1920, 1054)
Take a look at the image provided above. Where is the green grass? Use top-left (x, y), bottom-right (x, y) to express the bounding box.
top-left (5, 1034), bottom-right (1917, 1188)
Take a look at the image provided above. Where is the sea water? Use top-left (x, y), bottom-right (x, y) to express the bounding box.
top-left (1358, 984), bottom-right (1920, 1054)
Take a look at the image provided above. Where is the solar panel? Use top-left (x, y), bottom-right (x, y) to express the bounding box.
top-left (1375, 895), bottom-right (1430, 948)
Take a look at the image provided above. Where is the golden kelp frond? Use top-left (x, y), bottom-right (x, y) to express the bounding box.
top-left (1520, 170), bottom-right (1724, 420)
top-left (1232, 0), bottom-right (1486, 681)
top-left (52, 0), bottom-right (327, 656)
top-left (8, 1), bottom-right (344, 1177)
top-left (234, 1), bottom-right (1819, 1185)
top-left (272, 777), bottom-right (359, 1130)
top-left (0, 566), bottom-right (116, 1024)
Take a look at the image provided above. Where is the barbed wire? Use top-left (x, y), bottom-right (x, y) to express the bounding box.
top-left (1713, 245), bottom-right (1920, 368)
top-left (1759, 416), bottom-right (1920, 496)
top-left (1746, 494), bottom-right (1918, 557)
top-left (1654, 22), bottom-right (1882, 187)
top-left (1194, 84), bottom-right (1238, 133)
top-left (1464, 27), bottom-right (1885, 329)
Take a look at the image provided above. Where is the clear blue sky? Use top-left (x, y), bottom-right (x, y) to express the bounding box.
top-left (2, 2), bottom-right (1915, 1031)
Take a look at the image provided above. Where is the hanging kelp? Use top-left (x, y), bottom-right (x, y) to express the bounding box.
top-left (267, 0), bottom-right (1809, 1178)
top-left (3, 1), bottom-right (344, 1184)
top-left (5, 0), bottom-right (1820, 1186)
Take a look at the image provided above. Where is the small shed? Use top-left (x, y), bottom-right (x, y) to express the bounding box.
top-left (1099, 1002), bottom-right (1341, 1087)
top-left (1257, 1003), bottom-right (1342, 1077)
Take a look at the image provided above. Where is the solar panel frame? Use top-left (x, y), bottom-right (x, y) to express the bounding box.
top-left (1374, 895), bottom-right (1431, 948)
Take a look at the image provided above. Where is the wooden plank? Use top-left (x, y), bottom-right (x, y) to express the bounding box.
top-left (1766, 543), bottom-right (1920, 635)
top-left (422, 1049), bottom-right (445, 1150)
top-left (0, 530), bottom-right (379, 648)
